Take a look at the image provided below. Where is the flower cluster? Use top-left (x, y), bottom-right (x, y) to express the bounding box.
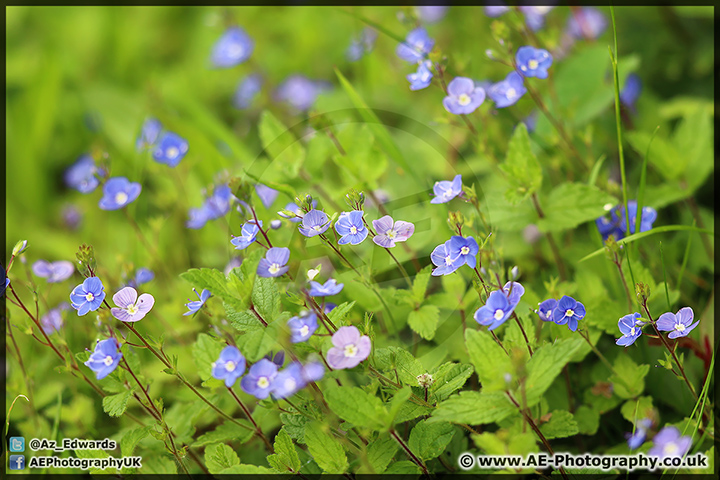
top-left (187, 184), bottom-right (235, 229)
top-left (596, 200), bottom-right (657, 242)
top-left (431, 236), bottom-right (478, 276)
top-left (537, 295), bottom-right (586, 331)
top-left (32, 260), bottom-right (74, 283)
top-left (136, 118), bottom-right (190, 168)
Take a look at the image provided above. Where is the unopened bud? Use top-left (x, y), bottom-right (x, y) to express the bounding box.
top-left (417, 373), bottom-right (434, 388)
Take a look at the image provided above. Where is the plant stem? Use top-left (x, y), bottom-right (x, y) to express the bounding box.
top-left (531, 193), bottom-right (567, 281)
top-left (226, 387), bottom-right (273, 451)
top-left (390, 429), bottom-right (429, 476)
top-left (511, 312), bottom-right (534, 357)
top-left (612, 251), bottom-right (634, 311)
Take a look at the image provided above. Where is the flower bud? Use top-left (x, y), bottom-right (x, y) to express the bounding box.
top-left (417, 373), bottom-right (434, 388)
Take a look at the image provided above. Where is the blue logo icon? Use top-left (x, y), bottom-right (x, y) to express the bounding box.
top-left (9, 455), bottom-right (26, 470)
top-left (9, 436), bottom-right (25, 452)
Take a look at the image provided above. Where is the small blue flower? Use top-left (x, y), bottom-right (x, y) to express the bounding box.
top-left (567, 7), bottom-right (608, 40)
top-left (299, 209), bottom-right (331, 237)
top-left (522, 111), bottom-right (539, 133)
top-left (211, 345), bottom-right (246, 388)
top-left (616, 312), bottom-right (645, 346)
top-left (152, 132), bottom-right (189, 167)
top-left (271, 362), bottom-right (305, 399)
top-left (211, 26), bottom-right (254, 68)
top-left (241, 358), bottom-right (278, 399)
top-left (503, 281), bottom-right (525, 308)
top-left (648, 426), bottom-right (692, 458)
top-left (257, 247), bottom-right (290, 278)
top-left (407, 60), bottom-right (434, 91)
top-left (488, 71), bottom-right (527, 108)
top-left (516, 46), bottom-right (553, 79)
top-left (70, 277), bottom-right (106, 316)
top-left (2, 276), bottom-right (9, 296)
top-left (430, 240), bottom-right (460, 276)
top-left (264, 350), bottom-right (285, 367)
top-left (32, 260), bottom-right (74, 283)
top-left (186, 206), bottom-right (211, 230)
top-left (129, 268), bottom-right (154, 289)
top-left (447, 236), bottom-right (479, 269)
top-left (537, 298), bottom-right (557, 322)
top-left (280, 201), bottom-right (316, 223)
top-left (443, 77), bottom-right (486, 114)
top-left (396, 27), bottom-right (434, 63)
top-left (551, 295), bottom-right (586, 332)
top-left (309, 279), bottom-right (344, 297)
top-left (484, 5), bottom-right (509, 17)
top-left (430, 174), bottom-right (463, 204)
top-left (346, 27), bottom-right (378, 62)
top-left (301, 361), bottom-right (325, 383)
top-left (626, 418), bottom-right (653, 450)
top-left (656, 307), bottom-right (699, 339)
top-left (287, 313), bottom-right (318, 343)
top-left (519, 6), bottom-right (554, 31)
top-left (41, 303), bottom-right (68, 334)
top-left (275, 75), bottom-right (330, 111)
top-left (416, 6), bottom-right (449, 24)
top-left (231, 220), bottom-right (262, 250)
top-left (234, 73), bottom-right (263, 109)
top-left (596, 200), bottom-right (657, 241)
top-left (136, 118), bottom-right (162, 151)
top-left (184, 288), bottom-right (211, 316)
top-left (474, 290), bottom-right (514, 331)
top-left (335, 211), bottom-right (368, 245)
top-left (324, 303), bottom-right (337, 314)
top-left (186, 184), bottom-right (235, 229)
top-left (84, 338), bottom-right (122, 380)
top-left (254, 184), bottom-right (278, 209)
top-left (620, 74), bottom-right (642, 113)
top-left (64, 155), bottom-right (101, 194)
top-left (98, 177), bottom-right (141, 210)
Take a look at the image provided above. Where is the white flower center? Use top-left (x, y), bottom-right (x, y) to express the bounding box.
top-left (444, 255), bottom-right (453, 266)
top-left (494, 309), bottom-right (504, 320)
top-left (506, 87), bottom-right (517, 99)
top-left (299, 325), bottom-right (309, 337)
top-left (225, 361), bottom-right (236, 372)
top-left (458, 93), bottom-right (471, 106)
top-left (166, 147), bottom-right (179, 159)
top-left (344, 344), bottom-right (358, 357)
top-left (461, 246), bottom-right (470, 255)
top-left (127, 304), bottom-right (139, 315)
top-left (115, 192), bottom-right (128, 205)
top-left (664, 442), bottom-right (678, 456)
top-left (313, 225), bottom-right (322, 231)
top-left (269, 263), bottom-right (281, 274)
top-left (565, 309), bottom-right (574, 317)
top-left (675, 323), bottom-right (685, 332)
top-left (284, 378), bottom-right (297, 391)
top-left (257, 376), bottom-right (270, 389)
top-left (103, 355), bottom-right (114, 366)
top-left (85, 292), bottom-right (95, 302)
top-left (227, 43), bottom-right (243, 58)
top-left (387, 230), bottom-right (396, 239)
top-left (528, 59), bottom-right (539, 69)
top-left (350, 226), bottom-right (358, 234)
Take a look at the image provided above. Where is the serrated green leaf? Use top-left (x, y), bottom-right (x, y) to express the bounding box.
top-left (180, 268), bottom-right (244, 310)
top-left (431, 391), bottom-right (516, 425)
top-left (364, 434), bottom-right (398, 474)
top-left (610, 355), bottom-right (649, 399)
top-left (465, 329), bottom-right (511, 391)
top-left (220, 464), bottom-right (276, 474)
top-left (226, 304), bottom-right (264, 332)
top-left (267, 428), bottom-right (301, 473)
top-left (280, 414), bottom-right (311, 444)
top-left (499, 122), bottom-right (542, 204)
top-left (537, 183), bottom-right (616, 232)
top-left (539, 410), bottom-right (579, 439)
top-left (387, 386), bottom-right (413, 425)
top-left (522, 338), bottom-right (583, 407)
top-left (327, 301), bottom-right (355, 327)
top-left (384, 460), bottom-right (422, 474)
top-left (324, 385), bottom-right (387, 430)
top-left (236, 327), bottom-right (278, 362)
top-left (408, 305), bottom-right (440, 340)
top-left (102, 389), bottom-right (133, 418)
top-left (304, 421), bottom-right (347, 473)
top-left (620, 396), bottom-right (654, 424)
top-left (411, 265), bottom-right (433, 304)
top-left (192, 333), bottom-right (225, 382)
top-left (204, 443), bottom-right (240, 474)
top-left (374, 347), bottom-right (424, 385)
top-left (408, 419), bottom-right (455, 461)
top-left (430, 363), bottom-right (474, 402)
top-left (251, 276), bottom-right (280, 323)
top-left (194, 421), bottom-right (254, 447)
top-left (120, 426), bottom-right (150, 456)
top-left (574, 405), bottom-right (600, 435)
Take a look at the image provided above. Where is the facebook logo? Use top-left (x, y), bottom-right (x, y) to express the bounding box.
top-left (9, 455), bottom-right (25, 470)
top-left (9, 436), bottom-right (25, 452)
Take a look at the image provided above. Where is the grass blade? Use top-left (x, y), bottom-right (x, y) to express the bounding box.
top-left (635, 125), bottom-right (660, 236)
top-left (676, 220), bottom-right (696, 289)
top-left (659, 241), bottom-right (671, 311)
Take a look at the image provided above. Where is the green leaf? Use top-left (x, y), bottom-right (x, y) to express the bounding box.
top-left (102, 389), bottom-right (134, 418)
top-left (236, 327), bottom-right (278, 362)
top-left (384, 460), bottom-right (422, 474)
top-left (280, 414), bottom-right (311, 444)
top-left (626, 130), bottom-right (683, 181)
top-left (192, 333), bottom-right (225, 382)
top-left (499, 122), bottom-right (542, 204)
top-left (251, 276), bottom-right (280, 323)
top-left (522, 338), bottom-right (583, 408)
top-left (473, 430), bottom-right (538, 456)
top-left (119, 426), bottom-right (150, 457)
top-left (220, 464), bottom-right (276, 474)
top-left (364, 434), bottom-right (398, 474)
top-left (574, 405), bottom-right (600, 435)
top-left (304, 421), bottom-right (348, 473)
top-left (204, 443), bottom-right (240, 474)
top-left (258, 110), bottom-right (305, 178)
top-left (408, 419), bottom-right (455, 461)
top-left (194, 421), bottom-right (254, 447)
top-left (387, 386), bottom-right (413, 425)
top-left (327, 301), bottom-right (355, 327)
top-left (465, 329), bottom-right (511, 391)
top-left (180, 268), bottom-right (244, 310)
top-left (374, 347), bottom-right (424, 385)
top-left (408, 305), bottom-right (440, 340)
top-left (610, 355), bottom-right (649, 399)
top-left (324, 385), bottom-right (387, 430)
top-left (620, 396), bottom-right (654, 424)
top-left (537, 183), bottom-right (616, 232)
top-left (267, 428), bottom-right (301, 473)
top-left (431, 391), bottom-right (516, 425)
top-left (226, 304), bottom-right (264, 332)
top-left (429, 363), bottom-right (474, 402)
top-left (411, 265), bottom-right (433, 304)
top-left (539, 410), bottom-right (579, 439)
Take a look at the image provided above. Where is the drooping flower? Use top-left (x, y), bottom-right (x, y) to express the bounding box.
top-left (407, 60), bottom-right (434, 91)
top-left (136, 118), bottom-right (162, 151)
top-left (32, 260), bottom-right (74, 283)
top-left (551, 295), bottom-right (586, 332)
top-left (308, 279), bottom-right (344, 297)
top-left (567, 7), bottom-right (608, 40)
top-left (255, 184), bottom-right (278, 209)
top-left (98, 177), bottom-right (142, 210)
top-left (64, 155), bottom-right (101, 194)
top-left (656, 307), bottom-right (699, 339)
top-left (84, 338), bottom-right (122, 380)
top-left (537, 298), bottom-right (558, 322)
top-left (41, 303), bottom-right (68, 334)
top-left (275, 75), bottom-right (330, 111)
top-left (430, 174), bottom-right (463, 204)
top-left (488, 71), bottom-right (527, 108)
top-left (184, 288), bottom-right (211, 316)
top-left (299, 209), bottom-right (331, 237)
top-left (257, 247), bottom-right (290, 278)
top-left (70, 277), bottom-right (106, 316)
top-left (210, 26), bottom-right (254, 68)
top-left (287, 313), bottom-right (318, 343)
top-left (335, 211), bottom-right (369, 246)
top-left (516, 46), bottom-right (553, 79)
top-left (416, 6), bottom-right (449, 23)
top-left (430, 240), bottom-right (461, 276)
top-left (211, 345), bottom-right (246, 388)
top-left (648, 426), bottom-right (692, 458)
top-left (396, 27), bottom-right (434, 63)
top-left (447, 236), bottom-right (479, 269)
top-left (270, 362), bottom-right (305, 399)
top-left (264, 350), bottom-right (285, 367)
top-left (372, 216), bottom-right (415, 248)
top-left (231, 220), bottom-right (262, 250)
top-left (233, 73), bottom-right (263, 109)
top-left (626, 418), bottom-right (653, 450)
top-left (240, 358), bottom-right (278, 399)
top-left (111, 286), bottom-right (155, 323)
top-left (327, 326), bottom-right (371, 369)
top-left (152, 132), bottom-right (189, 167)
top-left (620, 74), bottom-right (642, 113)
top-left (443, 77), bottom-right (486, 115)
top-left (519, 6), bottom-right (555, 31)
top-left (128, 268), bottom-right (154, 289)
top-left (616, 312), bottom-right (645, 346)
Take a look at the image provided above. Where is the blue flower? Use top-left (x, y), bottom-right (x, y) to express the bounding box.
top-left (152, 132), bottom-right (189, 167)
top-left (2, 275), bottom-right (9, 297)
top-left (287, 313), bottom-right (318, 343)
top-left (264, 350), bottom-right (285, 367)
top-left (519, 6), bottom-right (554, 31)
top-left (231, 220), bottom-right (262, 250)
top-left (98, 177), bottom-right (141, 210)
top-left (270, 362), bottom-right (305, 399)
top-left (233, 73), bottom-right (263, 109)
top-left (620, 74), bottom-right (642, 113)
top-left (128, 268), bottom-right (154, 289)
top-left (567, 7), bottom-right (608, 40)
top-left (416, 6), bottom-right (449, 24)
top-left (430, 174), bottom-right (463, 204)
top-left (551, 295), bottom-right (586, 332)
top-left (210, 26), bottom-right (254, 68)
top-left (335, 211), bottom-right (368, 245)
top-left (648, 426), bottom-right (692, 458)
top-left (447, 236), bottom-right (479, 269)
top-left (516, 46), bottom-right (553, 79)
top-left (309, 279), bottom-right (344, 297)
top-left (32, 260), bottom-right (75, 283)
top-left (430, 240), bottom-right (461, 276)
top-left (488, 71), bottom-right (527, 108)
top-left (41, 303), bottom-right (68, 334)
top-left (84, 338), bottom-right (122, 380)
top-left (396, 27), bottom-right (434, 63)
top-left (301, 361), bottom-right (325, 383)
top-left (537, 298), bottom-right (557, 322)
top-left (184, 288), bottom-right (211, 316)
top-left (484, 5), bottom-right (509, 17)
top-left (275, 75), bottom-right (330, 111)
top-left (656, 307), bottom-right (699, 339)
top-left (280, 201), bottom-right (316, 223)
top-left (596, 200), bottom-right (657, 241)
top-left (616, 312), bottom-right (645, 346)
top-left (211, 345), bottom-right (246, 388)
top-left (186, 184), bottom-right (235, 229)
top-left (626, 418), bottom-right (652, 450)
top-left (299, 209), bottom-right (331, 237)
top-left (324, 303), bottom-right (337, 314)
top-left (407, 60), bottom-right (434, 91)
top-left (240, 358), bottom-right (278, 399)
top-left (254, 184), bottom-right (277, 209)
top-left (70, 277), bottom-right (106, 316)
top-left (136, 118), bottom-right (162, 151)
top-left (258, 247), bottom-right (290, 278)
top-left (503, 281), bottom-right (525, 308)
top-left (443, 77), bottom-right (486, 114)
top-left (64, 155), bottom-right (101, 193)
top-left (474, 291), bottom-right (514, 331)
top-left (346, 27), bottom-right (378, 62)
